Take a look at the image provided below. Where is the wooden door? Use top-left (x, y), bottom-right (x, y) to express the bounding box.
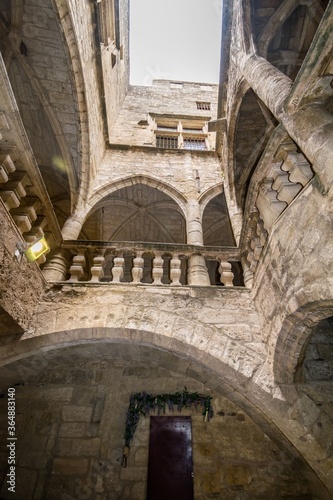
top-left (147, 416), bottom-right (194, 500)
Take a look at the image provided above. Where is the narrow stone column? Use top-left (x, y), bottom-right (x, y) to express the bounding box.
top-left (111, 255), bottom-right (124, 283)
top-left (186, 199), bottom-right (204, 245)
top-left (237, 52), bottom-right (333, 191)
top-left (131, 252), bottom-right (144, 283)
top-left (186, 200), bottom-right (210, 285)
top-left (152, 252), bottom-right (164, 285)
top-left (68, 249), bottom-right (86, 282)
top-left (170, 254), bottom-right (182, 285)
top-left (90, 251), bottom-right (105, 282)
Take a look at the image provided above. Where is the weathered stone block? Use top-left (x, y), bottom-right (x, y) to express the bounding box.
top-left (225, 464), bottom-right (253, 486)
top-left (52, 457), bottom-right (89, 475)
top-left (62, 405), bottom-right (93, 422)
top-left (59, 422), bottom-right (86, 437)
top-left (57, 437), bottom-right (100, 456)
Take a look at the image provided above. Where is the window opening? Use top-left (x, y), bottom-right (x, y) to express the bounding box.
top-left (183, 138), bottom-right (206, 150)
top-left (183, 127), bottom-right (203, 134)
top-left (157, 125), bottom-right (178, 132)
top-left (196, 101), bottom-right (211, 110)
top-left (156, 136), bottom-right (178, 149)
top-left (170, 82), bottom-right (183, 89)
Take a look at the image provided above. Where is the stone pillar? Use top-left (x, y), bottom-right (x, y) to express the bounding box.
top-left (186, 199), bottom-right (204, 245)
top-left (237, 52), bottom-right (333, 191)
top-left (186, 200), bottom-right (210, 285)
top-left (61, 213), bottom-right (86, 240)
top-left (187, 254), bottom-right (211, 286)
top-left (42, 251), bottom-right (69, 281)
top-left (42, 212), bottom-right (86, 281)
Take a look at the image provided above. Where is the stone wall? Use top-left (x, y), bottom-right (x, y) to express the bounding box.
top-left (0, 200), bottom-right (46, 340)
top-left (0, 344), bottom-right (311, 499)
top-left (30, 285), bottom-right (263, 386)
top-left (108, 81), bottom-right (218, 149)
top-left (251, 182), bottom-right (333, 388)
top-left (102, 0), bottom-right (130, 139)
top-left (92, 148), bottom-right (222, 207)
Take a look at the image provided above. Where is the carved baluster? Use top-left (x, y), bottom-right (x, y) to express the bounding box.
top-left (131, 252), bottom-right (144, 283)
top-left (219, 261), bottom-right (234, 286)
top-left (152, 252), bottom-right (164, 285)
top-left (68, 249), bottom-right (86, 282)
top-left (170, 253), bottom-right (182, 285)
top-left (111, 253), bottom-right (124, 283)
top-left (90, 250), bottom-right (105, 282)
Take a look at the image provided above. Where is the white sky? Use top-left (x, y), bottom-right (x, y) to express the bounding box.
top-left (129, 0), bottom-right (223, 86)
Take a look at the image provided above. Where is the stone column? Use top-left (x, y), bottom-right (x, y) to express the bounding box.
top-left (42, 211), bottom-right (86, 281)
top-left (42, 251), bottom-right (69, 281)
top-left (237, 52), bottom-right (333, 191)
top-left (187, 253), bottom-right (211, 286)
top-left (186, 199), bottom-right (204, 245)
top-left (186, 200), bottom-right (210, 285)
top-left (61, 213), bottom-right (86, 240)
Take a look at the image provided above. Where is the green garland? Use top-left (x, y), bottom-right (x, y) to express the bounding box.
top-left (122, 388), bottom-right (213, 467)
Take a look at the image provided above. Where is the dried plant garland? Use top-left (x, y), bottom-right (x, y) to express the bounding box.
top-left (122, 388), bottom-right (213, 467)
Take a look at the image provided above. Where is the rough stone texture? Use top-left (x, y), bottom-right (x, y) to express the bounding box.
top-left (0, 200), bottom-right (46, 337)
top-left (252, 183), bottom-right (333, 385)
top-left (0, 0), bottom-right (332, 497)
top-left (0, 353), bottom-right (311, 499)
top-left (109, 81), bottom-right (218, 148)
top-left (29, 285), bottom-right (263, 384)
top-left (92, 148), bottom-right (222, 209)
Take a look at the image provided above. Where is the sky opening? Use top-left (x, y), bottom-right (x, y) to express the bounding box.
top-left (129, 0), bottom-right (223, 86)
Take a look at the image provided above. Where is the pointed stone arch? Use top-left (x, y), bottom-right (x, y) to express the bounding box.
top-left (87, 174), bottom-right (188, 219)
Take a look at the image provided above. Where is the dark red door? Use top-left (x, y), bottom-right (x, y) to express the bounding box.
top-left (147, 416), bottom-right (194, 500)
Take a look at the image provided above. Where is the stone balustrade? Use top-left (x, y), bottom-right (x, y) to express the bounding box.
top-left (54, 241), bottom-right (243, 287)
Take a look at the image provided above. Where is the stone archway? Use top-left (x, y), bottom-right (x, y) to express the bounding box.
top-left (0, 334), bottom-right (326, 499)
top-left (81, 183), bottom-right (186, 243)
